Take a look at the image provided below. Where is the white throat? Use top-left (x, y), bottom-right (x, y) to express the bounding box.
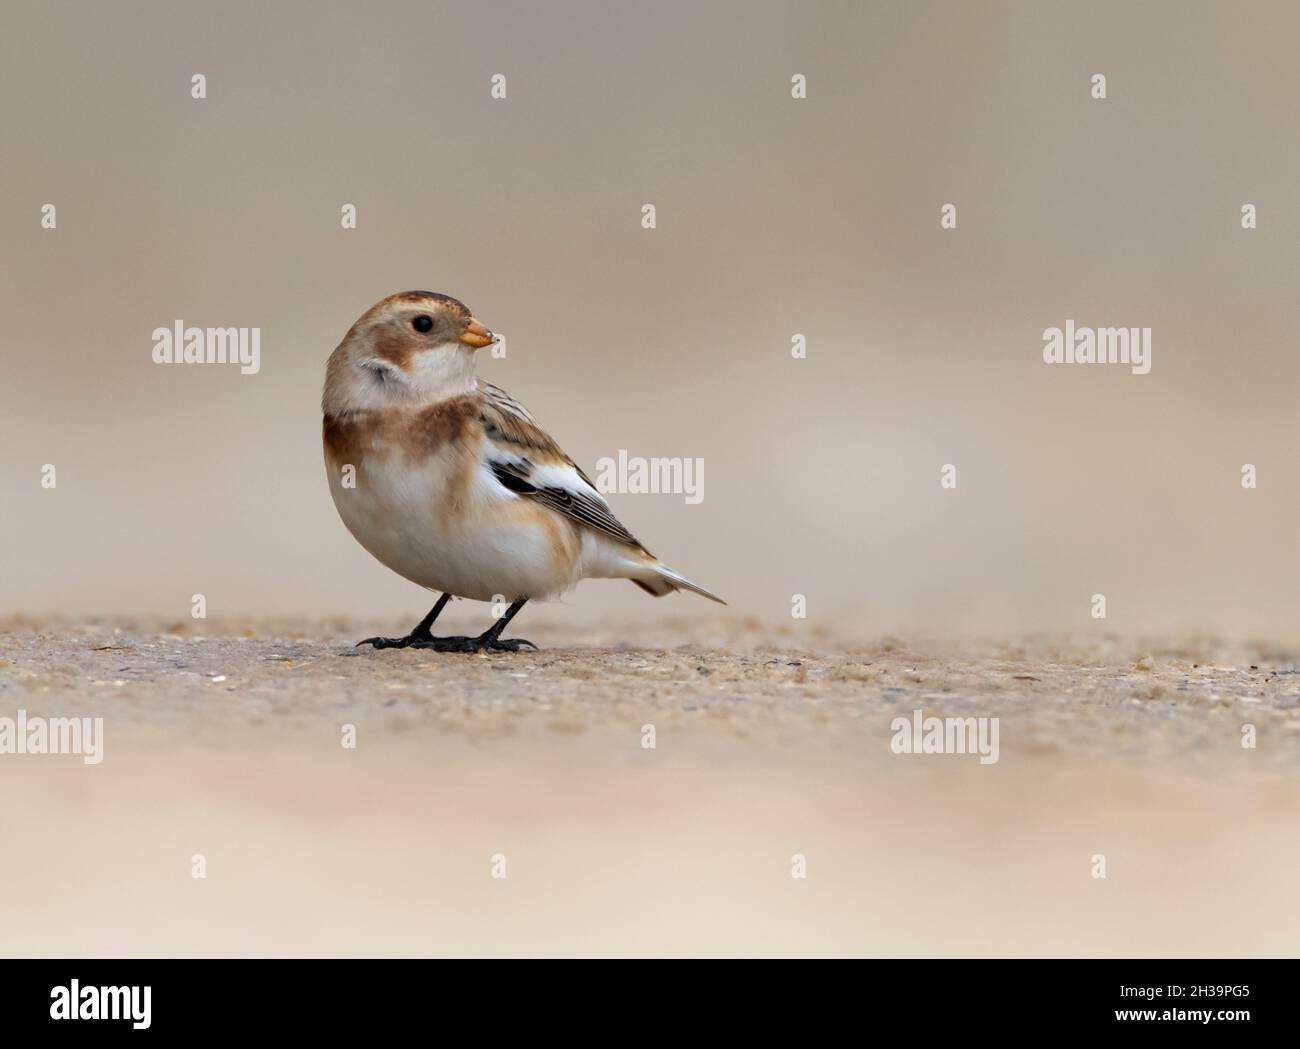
top-left (407, 343), bottom-right (478, 400)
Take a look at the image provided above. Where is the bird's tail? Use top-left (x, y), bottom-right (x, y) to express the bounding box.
top-left (631, 561), bottom-right (726, 604)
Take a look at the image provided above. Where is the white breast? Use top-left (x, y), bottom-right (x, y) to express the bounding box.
top-left (325, 439), bottom-right (583, 602)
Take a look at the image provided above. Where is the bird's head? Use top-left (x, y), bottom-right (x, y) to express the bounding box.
top-left (323, 291), bottom-right (497, 413)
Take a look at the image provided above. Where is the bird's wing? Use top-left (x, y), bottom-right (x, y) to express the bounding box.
top-left (476, 381), bottom-right (649, 553)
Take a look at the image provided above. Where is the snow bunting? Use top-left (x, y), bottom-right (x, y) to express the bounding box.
top-left (323, 291), bottom-right (724, 652)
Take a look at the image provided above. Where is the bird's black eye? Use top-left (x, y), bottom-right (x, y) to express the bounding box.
top-left (412, 315), bottom-right (433, 333)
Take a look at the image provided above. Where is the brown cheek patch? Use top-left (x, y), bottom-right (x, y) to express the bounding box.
top-left (372, 326), bottom-right (418, 371)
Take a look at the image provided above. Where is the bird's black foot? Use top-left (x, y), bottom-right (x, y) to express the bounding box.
top-left (405, 635), bottom-right (537, 653)
top-left (357, 593), bottom-right (452, 649)
top-left (356, 596), bottom-right (535, 654)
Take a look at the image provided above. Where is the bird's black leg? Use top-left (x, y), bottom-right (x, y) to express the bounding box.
top-left (471, 598), bottom-right (535, 652)
top-left (360, 596), bottom-right (536, 654)
top-left (357, 593), bottom-right (451, 649)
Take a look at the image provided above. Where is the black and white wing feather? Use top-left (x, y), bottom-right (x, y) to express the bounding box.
top-left (477, 381), bottom-right (650, 554)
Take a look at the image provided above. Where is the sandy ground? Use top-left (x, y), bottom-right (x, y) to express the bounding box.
top-left (2, 614), bottom-right (1299, 957)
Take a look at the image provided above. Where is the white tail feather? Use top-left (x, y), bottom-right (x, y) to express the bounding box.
top-left (633, 563), bottom-right (726, 604)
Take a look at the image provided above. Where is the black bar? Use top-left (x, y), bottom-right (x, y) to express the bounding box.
top-left (0, 959), bottom-right (1290, 1036)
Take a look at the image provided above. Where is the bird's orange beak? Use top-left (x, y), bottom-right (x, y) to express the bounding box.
top-left (459, 318), bottom-right (495, 349)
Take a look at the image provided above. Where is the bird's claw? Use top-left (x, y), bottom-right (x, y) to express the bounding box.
top-left (356, 635), bottom-right (427, 650)
top-left (481, 637), bottom-right (538, 653)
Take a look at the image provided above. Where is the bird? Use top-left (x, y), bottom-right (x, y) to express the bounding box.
top-left (322, 291), bottom-right (724, 652)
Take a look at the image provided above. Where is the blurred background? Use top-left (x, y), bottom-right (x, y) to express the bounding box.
top-left (4, 0), bottom-right (1300, 963)
top-left (2, 0), bottom-right (1298, 638)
